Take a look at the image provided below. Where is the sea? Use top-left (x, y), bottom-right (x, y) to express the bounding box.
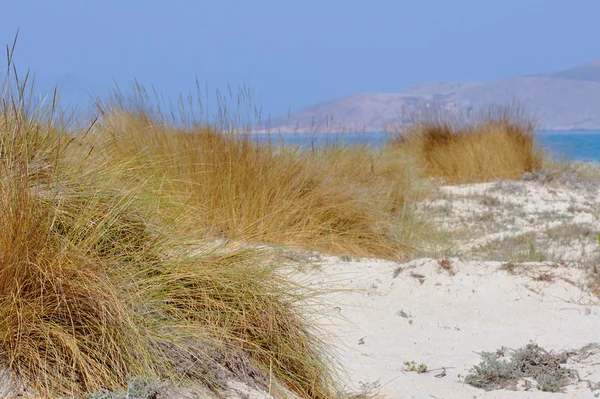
top-left (250, 130), bottom-right (600, 163)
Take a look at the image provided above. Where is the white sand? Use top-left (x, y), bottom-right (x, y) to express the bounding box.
top-left (300, 257), bottom-right (600, 398)
top-left (294, 178), bottom-right (600, 398)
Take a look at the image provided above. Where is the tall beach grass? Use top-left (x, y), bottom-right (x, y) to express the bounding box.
top-left (391, 105), bottom-right (544, 183)
top-left (91, 88), bottom-right (419, 259)
top-left (0, 46), bottom-right (339, 398)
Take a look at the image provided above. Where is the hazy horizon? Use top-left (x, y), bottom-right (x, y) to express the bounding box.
top-left (2, 0), bottom-right (600, 118)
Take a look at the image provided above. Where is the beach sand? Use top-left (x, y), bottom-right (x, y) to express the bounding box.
top-left (302, 256), bottom-right (600, 398)
top-left (297, 176), bottom-right (600, 398)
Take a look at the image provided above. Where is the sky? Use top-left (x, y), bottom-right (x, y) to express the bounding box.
top-left (1, 0), bottom-right (600, 118)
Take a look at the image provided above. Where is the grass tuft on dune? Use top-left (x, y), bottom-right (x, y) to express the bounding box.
top-left (391, 105), bottom-right (543, 183)
top-left (0, 51), bottom-right (339, 398)
top-left (92, 89), bottom-right (419, 259)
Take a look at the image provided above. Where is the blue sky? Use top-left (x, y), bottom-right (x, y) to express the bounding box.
top-left (2, 0), bottom-right (599, 117)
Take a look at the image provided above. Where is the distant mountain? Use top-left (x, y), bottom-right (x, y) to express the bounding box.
top-left (263, 60), bottom-right (600, 132)
top-left (546, 59), bottom-right (600, 83)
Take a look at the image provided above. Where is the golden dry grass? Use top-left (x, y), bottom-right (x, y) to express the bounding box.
top-left (0, 34), bottom-right (506, 399)
top-left (0, 49), bottom-right (339, 398)
top-left (91, 97), bottom-right (416, 259)
top-left (391, 105), bottom-right (543, 183)
top-left (2, 66), bottom-right (547, 398)
top-left (140, 250), bottom-right (336, 399)
top-left (0, 118), bottom-right (338, 399)
top-left (0, 80), bottom-right (153, 395)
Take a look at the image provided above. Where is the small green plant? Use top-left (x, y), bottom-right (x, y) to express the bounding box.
top-left (403, 360), bottom-right (428, 374)
top-left (596, 232), bottom-right (600, 246)
top-left (87, 377), bottom-right (160, 399)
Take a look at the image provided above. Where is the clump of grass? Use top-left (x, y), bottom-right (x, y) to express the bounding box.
top-left (142, 250), bottom-right (337, 399)
top-left (90, 89), bottom-right (417, 259)
top-left (391, 105), bottom-right (544, 183)
top-left (0, 86), bottom-right (155, 397)
top-left (464, 343), bottom-right (575, 392)
top-left (0, 131), bottom-right (337, 399)
top-left (474, 232), bottom-right (549, 262)
top-left (0, 117), bottom-right (338, 399)
top-left (0, 44), bottom-right (339, 398)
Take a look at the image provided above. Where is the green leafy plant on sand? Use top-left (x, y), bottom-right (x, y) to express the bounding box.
top-left (403, 361), bottom-right (428, 374)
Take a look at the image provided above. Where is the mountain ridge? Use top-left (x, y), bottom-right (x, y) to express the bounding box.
top-left (263, 60), bottom-right (600, 132)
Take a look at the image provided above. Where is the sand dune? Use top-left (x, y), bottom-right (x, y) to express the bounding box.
top-left (162, 176), bottom-right (600, 399)
top-left (303, 257), bottom-right (600, 398)
top-left (300, 176), bottom-right (600, 398)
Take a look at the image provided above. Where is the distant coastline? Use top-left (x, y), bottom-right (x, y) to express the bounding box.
top-left (249, 130), bottom-right (600, 162)
top-left (264, 59), bottom-right (600, 134)
top-left (536, 129), bottom-right (600, 134)
top-left (252, 129), bottom-right (600, 135)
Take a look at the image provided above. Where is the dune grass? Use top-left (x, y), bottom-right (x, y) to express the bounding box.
top-left (391, 105), bottom-right (543, 183)
top-left (0, 52), bottom-right (340, 398)
top-left (91, 92), bottom-right (418, 259)
top-left (2, 37), bottom-right (548, 399)
top-left (0, 73), bottom-right (152, 395)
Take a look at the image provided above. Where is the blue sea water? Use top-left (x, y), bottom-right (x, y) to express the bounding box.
top-left (537, 131), bottom-right (600, 163)
top-left (251, 131), bottom-right (600, 163)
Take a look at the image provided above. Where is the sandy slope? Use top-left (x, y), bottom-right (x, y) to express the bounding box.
top-left (423, 177), bottom-right (600, 263)
top-left (299, 257), bottom-right (600, 398)
top-left (176, 177), bottom-right (600, 399)
top-left (292, 176), bottom-right (600, 399)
